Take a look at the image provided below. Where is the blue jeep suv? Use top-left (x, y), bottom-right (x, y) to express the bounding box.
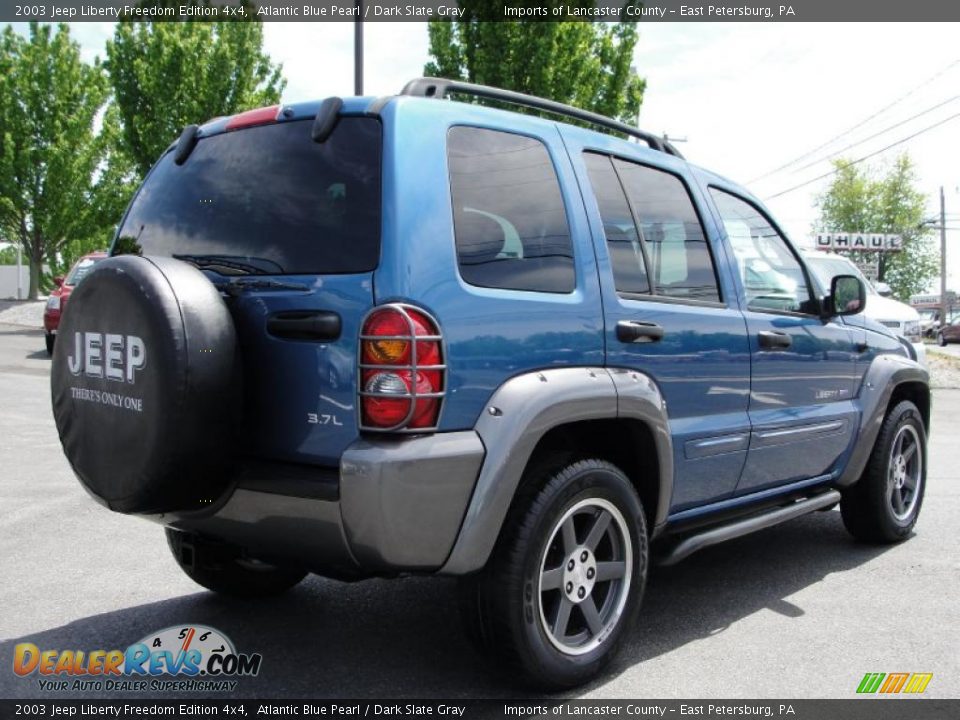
top-left (51, 78), bottom-right (930, 689)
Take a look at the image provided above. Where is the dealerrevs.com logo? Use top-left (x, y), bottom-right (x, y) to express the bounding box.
top-left (13, 625), bottom-right (261, 693)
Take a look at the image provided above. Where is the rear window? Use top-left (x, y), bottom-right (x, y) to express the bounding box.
top-left (66, 256), bottom-right (104, 286)
top-left (114, 118), bottom-right (381, 275)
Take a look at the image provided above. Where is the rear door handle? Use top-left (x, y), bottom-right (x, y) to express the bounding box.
top-left (758, 330), bottom-right (792, 350)
top-left (617, 320), bottom-right (664, 344)
top-left (267, 311), bottom-right (341, 341)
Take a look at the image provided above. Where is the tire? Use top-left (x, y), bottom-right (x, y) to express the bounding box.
top-left (841, 400), bottom-right (926, 543)
top-left (165, 529), bottom-right (306, 598)
top-left (937, 332), bottom-right (947, 346)
top-left (461, 459), bottom-right (647, 689)
top-left (45, 333), bottom-right (54, 356)
top-left (50, 255), bottom-right (241, 514)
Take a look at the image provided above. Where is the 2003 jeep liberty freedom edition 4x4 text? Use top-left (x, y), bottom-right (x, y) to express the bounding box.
top-left (51, 78), bottom-right (930, 689)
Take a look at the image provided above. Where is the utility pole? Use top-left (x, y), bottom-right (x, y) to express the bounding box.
top-left (941, 186), bottom-right (948, 328)
top-left (16, 241), bottom-right (22, 300)
top-left (354, 1), bottom-right (364, 96)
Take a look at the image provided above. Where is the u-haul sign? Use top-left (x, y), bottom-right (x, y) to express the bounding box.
top-left (815, 233), bottom-right (903, 252)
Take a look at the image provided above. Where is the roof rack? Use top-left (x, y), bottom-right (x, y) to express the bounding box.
top-left (400, 77), bottom-right (684, 159)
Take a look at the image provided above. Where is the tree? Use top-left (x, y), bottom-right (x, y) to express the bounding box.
top-left (107, 21), bottom-right (285, 175)
top-left (816, 155), bottom-right (937, 301)
top-left (425, 15), bottom-right (645, 125)
top-left (0, 24), bottom-right (118, 299)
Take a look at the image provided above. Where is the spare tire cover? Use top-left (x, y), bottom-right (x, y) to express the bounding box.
top-left (51, 255), bottom-right (240, 514)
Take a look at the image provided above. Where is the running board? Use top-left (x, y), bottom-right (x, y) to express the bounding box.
top-left (657, 490), bottom-right (841, 566)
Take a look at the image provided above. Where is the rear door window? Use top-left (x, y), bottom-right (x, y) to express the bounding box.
top-left (114, 118), bottom-right (381, 275)
top-left (447, 126), bottom-right (575, 294)
top-left (614, 160), bottom-right (720, 303)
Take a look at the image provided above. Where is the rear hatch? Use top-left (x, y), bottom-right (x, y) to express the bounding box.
top-left (112, 109), bottom-right (381, 466)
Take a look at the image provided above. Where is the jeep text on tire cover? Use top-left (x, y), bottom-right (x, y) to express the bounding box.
top-left (50, 79), bottom-right (931, 690)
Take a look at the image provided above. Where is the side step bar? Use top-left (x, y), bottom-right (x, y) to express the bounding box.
top-left (658, 490), bottom-right (841, 566)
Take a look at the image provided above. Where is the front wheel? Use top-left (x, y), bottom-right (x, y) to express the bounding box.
top-left (165, 529), bottom-right (307, 597)
top-left (841, 400), bottom-right (926, 543)
top-left (937, 332), bottom-right (947, 346)
top-left (460, 459), bottom-right (647, 689)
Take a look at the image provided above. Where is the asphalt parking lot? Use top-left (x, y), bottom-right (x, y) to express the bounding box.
top-left (1, 321), bottom-right (958, 700)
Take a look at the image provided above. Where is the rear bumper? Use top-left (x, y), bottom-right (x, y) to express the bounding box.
top-left (162, 431), bottom-right (485, 576)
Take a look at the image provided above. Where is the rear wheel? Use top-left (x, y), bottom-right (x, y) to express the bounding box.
top-left (937, 332), bottom-right (947, 346)
top-left (165, 529), bottom-right (306, 598)
top-left (841, 400), bottom-right (926, 543)
top-left (460, 459), bottom-right (647, 689)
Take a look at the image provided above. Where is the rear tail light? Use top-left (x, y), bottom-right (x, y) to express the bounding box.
top-left (359, 304), bottom-right (445, 432)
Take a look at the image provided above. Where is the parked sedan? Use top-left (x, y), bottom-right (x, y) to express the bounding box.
top-left (937, 317), bottom-right (960, 346)
top-left (43, 252), bottom-right (107, 355)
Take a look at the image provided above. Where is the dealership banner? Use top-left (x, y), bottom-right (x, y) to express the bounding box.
top-left (1, 700), bottom-right (958, 719)
top-left (4, 0), bottom-right (960, 22)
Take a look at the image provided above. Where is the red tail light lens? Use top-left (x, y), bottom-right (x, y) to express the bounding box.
top-left (359, 305), bottom-right (444, 431)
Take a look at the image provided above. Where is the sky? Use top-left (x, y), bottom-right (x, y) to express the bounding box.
top-left (17, 21), bottom-right (960, 292)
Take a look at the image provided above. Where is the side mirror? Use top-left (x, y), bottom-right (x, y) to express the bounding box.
top-left (875, 282), bottom-right (893, 297)
top-left (53, 276), bottom-right (64, 288)
top-left (827, 274), bottom-right (866, 317)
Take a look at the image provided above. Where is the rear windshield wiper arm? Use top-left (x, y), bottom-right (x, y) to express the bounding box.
top-left (217, 277), bottom-right (310, 297)
top-left (173, 254), bottom-right (285, 276)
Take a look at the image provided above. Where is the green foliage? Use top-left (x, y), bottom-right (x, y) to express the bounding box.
top-left (106, 21), bottom-right (285, 175)
top-left (816, 155), bottom-right (937, 301)
top-left (0, 23), bottom-right (122, 299)
top-left (425, 14), bottom-right (645, 126)
top-left (0, 245), bottom-right (18, 265)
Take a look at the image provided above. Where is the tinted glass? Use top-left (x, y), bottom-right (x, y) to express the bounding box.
top-left (115, 118), bottom-right (381, 275)
top-left (448, 126), bottom-right (575, 293)
top-left (709, 188), bottom-right (813, 314)
top-left (615, 160), bottom-right (720, 302)
top-left (583, 153), bottom-right (650, 294)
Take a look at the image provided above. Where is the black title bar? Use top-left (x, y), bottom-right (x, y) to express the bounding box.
top-left (4, 0), bottom-right (960, 22)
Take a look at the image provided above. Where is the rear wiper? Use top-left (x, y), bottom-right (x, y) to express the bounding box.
top-left (173, 254), bottom-right (285, 275)
top-left (217, 277), bottom-right (310, 297)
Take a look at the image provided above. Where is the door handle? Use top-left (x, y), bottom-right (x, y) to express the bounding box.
top-left (267, 311), bottom-right (342, 341)
top-left (758, 330), bottom-right (792, 350)
top-left (616, 320), bottom-right (664, 344)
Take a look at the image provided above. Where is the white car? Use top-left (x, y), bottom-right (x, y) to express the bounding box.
top-left (804, 252), bottom-right (926, 367)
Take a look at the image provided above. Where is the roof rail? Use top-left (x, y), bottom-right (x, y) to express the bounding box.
top-left (400, 77), bottom-right (684, 159)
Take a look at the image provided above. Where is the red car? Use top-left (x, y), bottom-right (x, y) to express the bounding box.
top-left (43, 252), bottom-right (107, 355)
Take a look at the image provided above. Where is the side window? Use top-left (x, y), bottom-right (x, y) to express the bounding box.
top-left (583, 153), bottom-right (650, 294)
top-left (708, 188), bottom-right (814, 314)
top-left (614, 160), bottom-right (721, 303)
top-left (447, 127), bottom-right (575, 293)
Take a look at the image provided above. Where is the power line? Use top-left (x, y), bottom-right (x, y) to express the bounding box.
top-left (791, 94), bottom-right (960, 174)
top-left (748, 57), bottom-right (960, 184)
top-left (764, 111), bottom-right (960, 200)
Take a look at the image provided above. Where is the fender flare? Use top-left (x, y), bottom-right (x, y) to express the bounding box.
top-left (440, 366), bottom-right (673, 575)
top-left (837, 354), bottom-right (930, 487)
